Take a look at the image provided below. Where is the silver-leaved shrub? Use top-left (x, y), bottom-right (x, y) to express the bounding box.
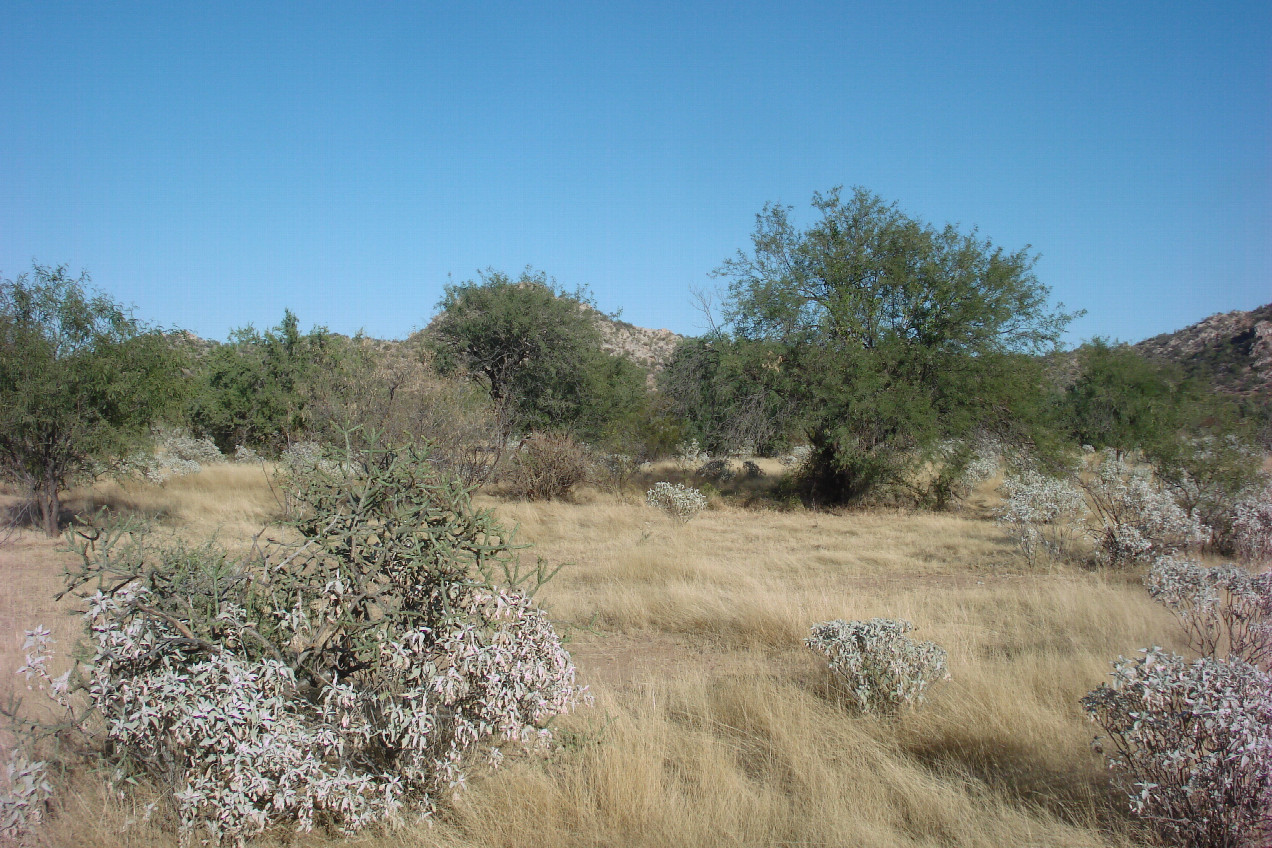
top-left (1146, 555), bottom-right (1272, 670)
top-left (805, 618), bottom-right (949, 714)
top-left (646, 481), bottom-right (708, 523)
top-left (997, 466), bottom-right (1088, 566)
top-left (1082, 649), bottom-right (1272, 848)
top-left (1233, 483), bottom-right (1272, 565)
top-left (1081, 451), bottom-right (1206, 567)
top-left (28, 441), bottom-right (586, 845)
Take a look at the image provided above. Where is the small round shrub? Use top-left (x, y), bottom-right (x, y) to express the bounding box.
top-left (646, 481), bottom-right (708, 523)
top-left (805, 618), bottom-right (949, 714)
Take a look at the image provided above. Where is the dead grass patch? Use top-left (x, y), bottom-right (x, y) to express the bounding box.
top-left (1, 469), bottom-right (1170, 847)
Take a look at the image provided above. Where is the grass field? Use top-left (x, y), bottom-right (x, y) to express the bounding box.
top-left (0, 463), bottom-right (1183, 847)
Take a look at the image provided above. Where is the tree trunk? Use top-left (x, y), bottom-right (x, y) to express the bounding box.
top-left (37, 474), bottom-right (60, 537)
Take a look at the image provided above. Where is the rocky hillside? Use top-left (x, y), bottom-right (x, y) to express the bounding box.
top-left (595, 316), bottom-right (681, 373)
top-left (1134, 303), bottom-right (1272, 402)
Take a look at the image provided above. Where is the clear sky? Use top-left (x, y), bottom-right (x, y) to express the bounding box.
top-left (2, 1), bottom-right (1268, 347)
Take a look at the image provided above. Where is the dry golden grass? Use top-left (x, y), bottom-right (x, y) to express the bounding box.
top-left (0, 467), bottom-right (1180, 847)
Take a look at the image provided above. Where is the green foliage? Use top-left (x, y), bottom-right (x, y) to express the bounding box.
top-left (189, 309), bottom-right (348, 453)
top-left (0, 264), bottom-right (185, 535)
top-left (426, 268), bottom-right (648, 441)
top-left (713, 187), bottom-right (1075, 503)
top-left (658, 335), bottom-right (799, 456)
top-left (1058, 339), bottom-right (1189, 456)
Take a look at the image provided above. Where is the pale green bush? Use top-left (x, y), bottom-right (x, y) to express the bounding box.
top-left (646, 481), bottom-right (708, 523)
top-left (806, 618), bottom-right (949, 714)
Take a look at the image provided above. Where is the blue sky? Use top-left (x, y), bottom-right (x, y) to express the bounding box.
top-left (2, 2), bottom-right (1268, 347)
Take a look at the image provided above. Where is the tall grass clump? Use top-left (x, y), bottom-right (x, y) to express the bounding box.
top-left (9, 441), bottom-right (587, 845)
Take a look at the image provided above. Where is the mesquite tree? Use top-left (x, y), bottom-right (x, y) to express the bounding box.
top-left (0, 264), bottom-right (183, 535)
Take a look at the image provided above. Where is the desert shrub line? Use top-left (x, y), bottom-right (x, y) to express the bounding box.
top-left (646, 482), bottom-right (708, 523)
top-left (805, 618), bottom-right (949, 714)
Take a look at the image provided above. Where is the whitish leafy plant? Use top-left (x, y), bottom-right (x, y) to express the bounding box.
top-left (0, 746), bottom-right (53, 841)
top-left (997, 466), bottom-right (1087, 566)
top-left (1080, 451), bottom-right (1206, 567)
top-left (231, 444), bottom-right (260, 463)
top-left (646, 481), bottom-right (708, 523)
top-left (1082, 649), bottom-right (1272, 848)
top-left (119, 426), bottom-right (225, 484)
top-left (33, 441), bottom-right (586, 845)
top-left (805, 618), bottom-right (949, 714)
top-left (1146, 555), bottom-right (1272, 670)
top-left (1233, 484), bottom-right (1272, 565)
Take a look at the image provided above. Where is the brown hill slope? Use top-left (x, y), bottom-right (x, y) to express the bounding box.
top-left (1133, 303), bottom-right (1272, 401)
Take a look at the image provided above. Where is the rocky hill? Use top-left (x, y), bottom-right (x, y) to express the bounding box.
top-left (595, 316), bottom-right (681, 373)
top-left (1133, 303), bottom-right (1272, 402)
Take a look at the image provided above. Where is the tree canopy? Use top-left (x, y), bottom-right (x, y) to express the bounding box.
top-left (713, 187), bottom-right (1077, 502)
top-left (188, 310), bottom-right (346, 453)
top-left (0, 264), bottom-right (185, 534)
top-left (426, 268), bottom-right (648, 441)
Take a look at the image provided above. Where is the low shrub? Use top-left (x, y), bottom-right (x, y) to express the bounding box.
top-left (1082, 649), bottom-right (1272, 848)
top-left (696, 458), bottom-right (735, 484)
top-left (0, 744), bottom-right (53, 841)
top-left (503, 432), bottom-right (593, 500)
top-left (1080, 452), bottom-right (1206, 567)
top-left (997, 466), bottom-right (1087, 566)
top-left (1233, 484), bottom-right (1272, 565)
top-left (15, 442), bottom-right (587, 845)
top-left (805, 618), bottom-right (949, 714)
top-left (646, 481), bottom-right (708, 523)
top-left (1146, 555), bottom-right (1272, 669)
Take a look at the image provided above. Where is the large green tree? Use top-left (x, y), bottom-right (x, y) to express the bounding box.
top-left (426, 268), bottom-right (647, 441)
top-left (0, 265), bottom-right (185, 535)
top-left (716, 187), bottom-right (1076, 502)
top-left (189, 310), bottom-right (346, 453)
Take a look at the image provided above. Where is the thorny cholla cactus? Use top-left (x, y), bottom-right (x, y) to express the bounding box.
top-left (805, 618), bottom-right (949, 714)
top-left (997, 466), bottom-right (1088, 566)
top-left (646, 481), bottom-right (708, 523)
top-left (1146, 555), bottom-right (1272, 670)
top-left (24, 442), bottom-right (587, 846)
top-left (1082, 649), bottom-right (1272, 848)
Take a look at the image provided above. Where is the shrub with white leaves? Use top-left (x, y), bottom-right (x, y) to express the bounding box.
top-left (231, 444), bottom-right (260, 463)
top-left (0, 747), bottom-right (53, 841)
top-left (1082, 649), bottom-right (1272, 848)
top-left (1080, 451), bottom-right (1206, 567)
top-left (1233, 484), bottom-right (1272, 565)
top-left (805, 618), bottom-right (949, 714)
top-left (119, 427), bottom-right (225, 484)
top-left (997, 466), bottom-right (1087, 566)
top-left (646, 481), bottom-right (708, 523)
top-left (31, 441), bottom-right (586, 845)
top-left (1146, 555), bottom-right (1272, 670)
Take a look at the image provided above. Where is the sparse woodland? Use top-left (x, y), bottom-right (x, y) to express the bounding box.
top-left (2, 191), bottom-right (1271, 847)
